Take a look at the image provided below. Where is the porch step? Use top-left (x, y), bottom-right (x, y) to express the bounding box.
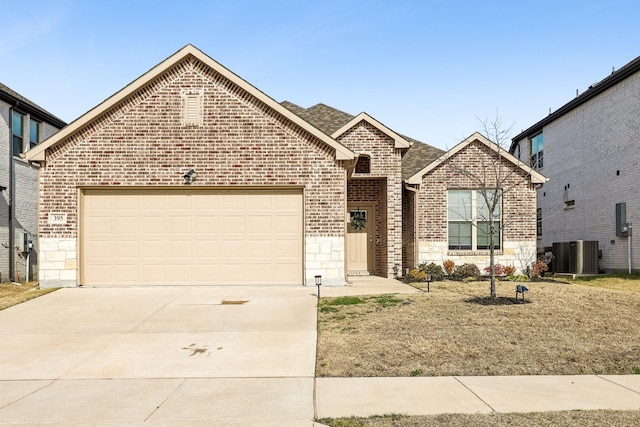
top-left (347, 271), bottom-right (371, 276)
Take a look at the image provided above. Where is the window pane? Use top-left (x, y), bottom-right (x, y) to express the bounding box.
top-left (477, 221), bottom-right (501, 250)
top-left (12, 135), bottom-right (23, 156)
top-left (448, 190), bottom-right (472, 220)
top-left (449, 222), bottom-right (472, 250)
top-left (537, 208), bottom-right (542, 236)
top-left (29, 119), bottom-right (39, 148)
top-left (12, 111), bottom-right (23, 137)
top-left (477, 190), bottom-right (501, 220)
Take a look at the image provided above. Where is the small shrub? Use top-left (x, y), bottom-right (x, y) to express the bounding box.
top-left (452, 263), bottom-right (480, 280)
top-left (504, 265), bottom-right (516, 276)
top-left (418, 262), bottom-right (445, 281)
top-left (443, 259), bottom-right (455, 276)
top-left (530, 259), bottom-right (549, 278)
top-left (483, 263), bottom-right (505, 276)
top-left (409, 369), bottom-right (423, 377)
top-left (407, 269), bottom-right (426, 282)
top-left (462, 276), bottom-right (477, 283)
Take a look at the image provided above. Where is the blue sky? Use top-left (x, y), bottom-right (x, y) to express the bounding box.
top-left (2, 0), bottom-right (638, 149)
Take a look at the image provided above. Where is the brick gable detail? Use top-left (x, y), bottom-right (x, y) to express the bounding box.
top-left (39, 58), bottom-right (346, 240)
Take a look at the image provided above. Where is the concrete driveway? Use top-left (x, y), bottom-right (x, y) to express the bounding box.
top-left (0, 285), bottom-right (319, 426)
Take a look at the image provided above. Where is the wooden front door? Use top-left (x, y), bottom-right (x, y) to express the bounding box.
top-left (347, 205), bottom-right (374, 274)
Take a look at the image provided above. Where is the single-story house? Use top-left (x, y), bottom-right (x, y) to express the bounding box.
top-left (25, 45), bottom-right (545, 288)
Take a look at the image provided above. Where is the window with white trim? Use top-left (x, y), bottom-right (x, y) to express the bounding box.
top-left (448, 189), bottom-right (501, 251)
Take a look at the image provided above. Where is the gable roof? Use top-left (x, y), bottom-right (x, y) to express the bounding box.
top-left (281, 101), bottom-right (444, 177)
top-left (407, 132), bottom-right (547, 185)
top-left (330, 112), bottom-right (412, 149)
top-left (511, 55), bottom-right (640, 150)
top-left (25, 45), bottom-right (355, 162)
top-left (0, 82), bottom-right (66, 128)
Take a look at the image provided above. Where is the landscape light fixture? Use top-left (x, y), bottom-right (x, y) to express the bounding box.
top-left (183, 169), bottom-right (197, 184)
top-left (315, 275), bottom-right (322, 299)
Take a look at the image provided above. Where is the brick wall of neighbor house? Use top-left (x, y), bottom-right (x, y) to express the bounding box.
top-left (0, 100), bottom-right (61, 282)
top-left (417, 141), bottom-right (537, 273)
top-left (513, 71), bottom-right (640, 272)
top-left (339, 121), bottom-right (403, 278)
top-left (37, 57), bottom-right (347, 287)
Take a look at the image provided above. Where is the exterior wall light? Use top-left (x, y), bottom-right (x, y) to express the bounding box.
top-left (183, 169), bottom-right (197, 184)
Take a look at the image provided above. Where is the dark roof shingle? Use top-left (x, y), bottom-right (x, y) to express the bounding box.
top-left (281, 100), bottom-right (444, 180)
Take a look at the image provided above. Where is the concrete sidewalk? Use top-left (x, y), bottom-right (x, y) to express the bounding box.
top-left (315, 375), bottom-right (640, 419)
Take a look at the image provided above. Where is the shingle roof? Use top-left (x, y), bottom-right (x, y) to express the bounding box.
top-left (511, 55), bottom-right (640, 150)
top-left (0, 82), bottom-right (66, 128)
top-left (400, 137), bottom-right (445, 180)
top-left (281, 101), bottom-right (354, 135)
top-left (280, 101), bottom-right (444, 180)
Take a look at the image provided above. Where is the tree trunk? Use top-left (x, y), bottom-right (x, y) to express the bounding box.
top-left (489, 221), bottom-right (496, 299)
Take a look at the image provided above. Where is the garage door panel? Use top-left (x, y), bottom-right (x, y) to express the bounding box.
top-left (246, 215), bottom-right (272, 233)
top-left (82, 189), bottom-right (302, 286)
top-left (192, 215), bottom-right (218, 233)
top-left (113, 240), bottom-right (139, 258)
top-left (221, 215), bottom-right (245, 233)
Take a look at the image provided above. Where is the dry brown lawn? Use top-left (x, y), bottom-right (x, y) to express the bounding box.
top-left (0, 282), bottom-right (57, 311)
top-left (316, 278), bottom-right (640, 377)
top-left (318, 410), bottom-right (640, 427)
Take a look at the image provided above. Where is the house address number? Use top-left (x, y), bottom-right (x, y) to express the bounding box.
top-left (48, 213), bottom-right (67, 224)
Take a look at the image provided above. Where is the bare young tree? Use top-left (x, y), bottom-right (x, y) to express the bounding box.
top-left (447, 113), bottom-right (539, 299)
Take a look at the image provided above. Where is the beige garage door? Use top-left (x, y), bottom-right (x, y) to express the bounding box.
top-left (82, 189), bottom-right (303, 286)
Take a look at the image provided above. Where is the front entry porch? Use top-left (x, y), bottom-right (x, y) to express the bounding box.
top-left (346, 177), bottom-right (401, 278)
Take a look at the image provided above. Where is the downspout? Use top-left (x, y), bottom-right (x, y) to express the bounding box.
top-left (404, 182), bottom-right (420, 272)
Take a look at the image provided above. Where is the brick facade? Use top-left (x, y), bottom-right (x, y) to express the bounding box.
top-left (339, 121), bottom-right (404, 278)
top-left (512, 65), bottom-right (640, 272)
top-left (37, 56), bottom-right (348, 287)
top-left (416, 141), bottom-right (538, 272)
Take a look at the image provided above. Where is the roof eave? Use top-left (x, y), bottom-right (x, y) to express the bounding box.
top-left (407, 132), bottom-right (548, 185)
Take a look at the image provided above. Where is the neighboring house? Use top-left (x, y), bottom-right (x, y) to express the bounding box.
top-left (25, 45), bottom-right (543, 288)
top-left (510, 55), bottom-right (640, 273)
top-left (0, 84), bottom-right (66, 282)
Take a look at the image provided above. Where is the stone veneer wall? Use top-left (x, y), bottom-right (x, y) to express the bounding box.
top-left (37, 56), bottom-right (348, 287)
top-left (417, 141), bottom-right (538, 273)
